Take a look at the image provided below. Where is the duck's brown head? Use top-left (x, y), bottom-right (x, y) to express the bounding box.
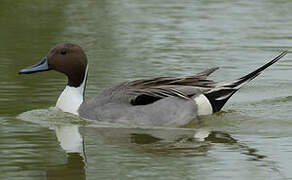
top-left (19, 43), bottom-right (88, 87)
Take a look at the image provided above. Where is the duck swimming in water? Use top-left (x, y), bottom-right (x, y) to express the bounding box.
top-left (19, 43), bottom-right (287, 126)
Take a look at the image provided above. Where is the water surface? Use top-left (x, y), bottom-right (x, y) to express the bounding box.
top-left (1, 0), bottom-right (292, 179)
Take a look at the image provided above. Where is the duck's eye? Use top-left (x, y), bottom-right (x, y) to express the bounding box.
top-left (60, 50), bottom-right (67, 55)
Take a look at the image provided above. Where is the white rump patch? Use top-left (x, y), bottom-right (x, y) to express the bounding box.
top-left (193, 94), bottom-right (213, 116)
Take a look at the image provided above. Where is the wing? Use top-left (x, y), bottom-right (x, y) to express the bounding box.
top-left (126, 67), bottom-right (219, 105)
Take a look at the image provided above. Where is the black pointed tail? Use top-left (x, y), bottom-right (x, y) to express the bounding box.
top-left (205, 51), bottom-right (288, 112)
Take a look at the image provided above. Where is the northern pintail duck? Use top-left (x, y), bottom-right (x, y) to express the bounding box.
top-left (19, 43), bottom-right (287, 126)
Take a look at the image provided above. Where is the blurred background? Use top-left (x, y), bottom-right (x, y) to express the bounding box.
top-left (1, 0), bottom-right (292, 179)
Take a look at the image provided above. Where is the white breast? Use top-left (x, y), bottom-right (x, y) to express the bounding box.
top-left (193, 94), bottom-right (213, 116)
top-left (56, 85), bottom-right (83, 115)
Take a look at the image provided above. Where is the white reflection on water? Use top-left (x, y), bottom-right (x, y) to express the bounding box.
top-left (55, 125), bottom-right (83, 154)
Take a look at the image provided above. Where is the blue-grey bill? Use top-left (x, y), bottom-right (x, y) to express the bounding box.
top-left (18, 56), bottom-right (51, 74)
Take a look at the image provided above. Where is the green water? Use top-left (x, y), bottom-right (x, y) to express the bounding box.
top-left (1, 0), bottom-right (292, 179)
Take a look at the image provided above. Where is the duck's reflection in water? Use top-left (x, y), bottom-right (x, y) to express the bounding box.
top-left (54, 124), bottom-right (268, 159)
top-left (47, 124), bottom-right (268, 180)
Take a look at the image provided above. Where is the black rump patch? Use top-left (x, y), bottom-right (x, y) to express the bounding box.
top-left (205, 89), bottom-right (236, 112)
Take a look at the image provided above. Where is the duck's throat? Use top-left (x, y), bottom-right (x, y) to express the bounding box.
top-left (56, 66), bottom-right (88, 115)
